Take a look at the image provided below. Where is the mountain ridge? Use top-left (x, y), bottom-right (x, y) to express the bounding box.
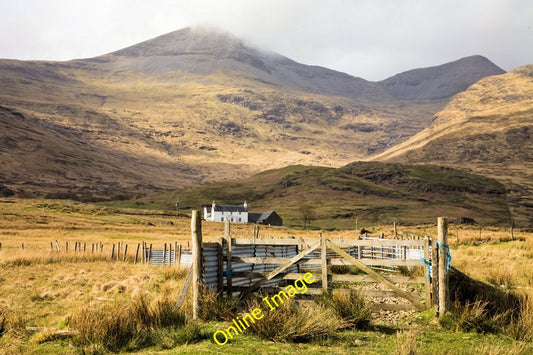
top-left (0, 26), bottom-right (512, 202)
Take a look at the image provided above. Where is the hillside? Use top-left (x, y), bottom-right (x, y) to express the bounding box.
top-left (0, 27), bottom-right (504, 197)
top-left (373, 65), bottom-right (533, 226)
top-left (139, 161), bottom-right (510, 228)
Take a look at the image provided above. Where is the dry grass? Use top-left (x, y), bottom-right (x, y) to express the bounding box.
top-left (1, 198), bottom-right (533, 352)
top-left (69, 295), bottom-right (188, 351)
top-left (246, 297), bottom-right (345, 342)
top-left (508, 291), bottom-right (533, 342)
top-left (393, 330), bottom-right (418, 355)
top-left (315, 290), bottom-right (372, 329)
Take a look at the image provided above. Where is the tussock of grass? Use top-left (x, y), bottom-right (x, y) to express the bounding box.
top-left (315, 290), bottom-right (372, 329)
top-left (440, 300), bottom-right (507, 333)
top-left (0, 306), bottom-right (27, 339)
top-left (198, 287), bottom-right (239, 322)
top-left (393, 330), bottom-right (418, 355)
top-left (69, 295), bottom-right (189, 352)
top-left (246, 297), bottom-right (345, 342)
top-left (508, 292), bottom-right (533, 342)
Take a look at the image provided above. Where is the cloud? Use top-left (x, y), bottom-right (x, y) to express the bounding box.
top-left (0, 0), bottom-right (532, 80)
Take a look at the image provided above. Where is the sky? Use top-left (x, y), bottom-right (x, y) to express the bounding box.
top-left (0, 0), bottom-right (532, 81)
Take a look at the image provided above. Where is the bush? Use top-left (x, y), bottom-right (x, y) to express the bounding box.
top-left (315, 290), bottom-right (372, 329)
top-left (246, 297), bottom-right (345, 342)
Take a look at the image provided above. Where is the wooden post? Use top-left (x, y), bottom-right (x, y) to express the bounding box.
top-left (149, 244), bottom-right (152, 263)
top-left (50, 242), bottom-right (53, 250)
top-left (169, 243), bottom-right (173, 265)
top-left (174, 242), bottom-right (179, 266)
top-left (55, 240), bottom-right (60, 252)
top-left (177, 244), bottom-right (182, 270)
top-left (123, 244), bottom-right (128, 262)
top-left (438, 217), bottom-right (449, 316)
top-left (65, 241), bottom-right (68, 252)
top-left (134, 243), bottom-right (140, 264)
top-left (117, 243), bottom-right (120, 261)
top-left (423, 238), bottom-right (431, 307)
top-left (394, 222), bottom-right (398, 239)
top-left (321, 233), bottom-right (328, 291)
top-left (225, 219), bottom-right (232, 296)
top-left (21, 243), bottom-right (24, 250)
top-left (83, 242), bottom-right (86, 253)
top-left (191, 210), bottom-right (202, 320)
top-left (111, 244), bottom-right (115, 260)
top-left (74, 242), bottom-right (77, 252)
top-left (431, 238), bottom-right (438, 308)
top-left (164, 243), bottom-right (168, 265)
top-left (217, 237), bottom-right (224, 293)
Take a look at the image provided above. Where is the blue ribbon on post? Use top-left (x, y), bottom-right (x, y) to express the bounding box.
top-left (420, 258), bottom-right (432, 282)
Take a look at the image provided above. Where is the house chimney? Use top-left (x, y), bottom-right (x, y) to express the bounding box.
top-left (243, 201), bottom-right (248, 210)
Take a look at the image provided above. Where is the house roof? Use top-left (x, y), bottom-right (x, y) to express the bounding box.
top-left (248, 211), bottom-right (277, 223)
top-left (204, 204), bottom-right (247, 213)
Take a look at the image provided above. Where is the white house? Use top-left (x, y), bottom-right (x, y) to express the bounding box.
top-left (203, 201), bottom-right (248, 223)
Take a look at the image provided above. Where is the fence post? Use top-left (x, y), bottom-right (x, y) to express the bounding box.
top-left (217, 237), bottom-right (224, 293)
top-left (431, 238), bottom-right (438, 308)
top-left (225, 220), bottom-right (232, 296)
top-left (55, 240), bottom-right (60, 252)
top-left (191, 210), bottom-right (202, 320)
top-left (123, 244), bottom-right (128, 262)
top-left (177, 244), bottom-right (182, 270)
top-left (134, 243), bottom-right (140, 264)
top-left (423, 238), bottom-right (431, 307)
top-left (437, 217), bottom-right (449, 316)
top-left (321, 233), bottom-right (328, 291)
top-left (111, 244), bottom-right (115, 261)
top-left (164, 243), bottom-right (168, 265)
top-left (394, 222), bottom-right (398, 239)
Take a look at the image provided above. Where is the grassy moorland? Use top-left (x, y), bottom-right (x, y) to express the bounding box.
top-left (103, 161), bottom-right (511, 229)
top-left (0, 198), bottom-right (532, 354)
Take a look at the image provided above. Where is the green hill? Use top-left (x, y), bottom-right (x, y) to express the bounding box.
top-left (121, 162), bottom-right (510, 229)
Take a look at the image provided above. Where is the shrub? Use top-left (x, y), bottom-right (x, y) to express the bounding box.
top-left (315, 290), bottom-right (372, 329)
top-left (246, 297), bottom-right (345, 342)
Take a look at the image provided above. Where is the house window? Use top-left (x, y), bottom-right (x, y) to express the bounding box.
top-left (221, 217), bottom-right (224, 221)
top-left (239, 218), bottom-right (241, 222)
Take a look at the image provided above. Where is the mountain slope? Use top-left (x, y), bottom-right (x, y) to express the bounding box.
top-left (153, 162), bottom-right (509, 228)
top-left (0, 27), bottom-right (506, 197)
top-left (373, 65), bottom-right (533, 226)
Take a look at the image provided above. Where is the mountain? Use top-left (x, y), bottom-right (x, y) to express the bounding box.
top-left (0, 27), bottom-right (506, 198)
top-left (372, 65), bottom-right (533, 226)
top-left (378, 55), bottom-right (505, 101)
